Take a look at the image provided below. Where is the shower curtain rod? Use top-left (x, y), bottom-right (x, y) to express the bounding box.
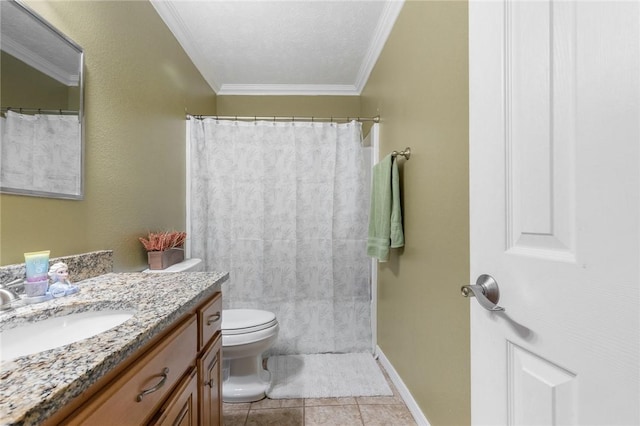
top-left (188, 114), bottom-right (380, 123)
top-left (1, 107), bottom-right (79, 115)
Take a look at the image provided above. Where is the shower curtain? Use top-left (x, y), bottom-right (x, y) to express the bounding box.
top-left (0, 110), bottom-right (81, 194)
top-left (189, 119), bottom-right (371, 354)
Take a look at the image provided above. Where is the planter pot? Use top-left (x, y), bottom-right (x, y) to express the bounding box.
top-left (147, 248), bottom-right (184, 270)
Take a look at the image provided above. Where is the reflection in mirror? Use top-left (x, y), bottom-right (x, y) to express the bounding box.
top-left (0, 0), bottom-right (84, 199)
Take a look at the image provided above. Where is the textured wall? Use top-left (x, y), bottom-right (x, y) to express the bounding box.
top-left (361, 1), bottom-right (470, 425)
top-left (0, 1), bottom-right (216, 270)
top-left (216, 95), bottom-right (361, 119)
top-left (1, 51), bottom-right (72, 110)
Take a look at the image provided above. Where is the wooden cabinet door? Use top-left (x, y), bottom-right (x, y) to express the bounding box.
top-left (150, 367), bottom-right (198, 426)
top-left (198, 334), bottom-right (222, 425)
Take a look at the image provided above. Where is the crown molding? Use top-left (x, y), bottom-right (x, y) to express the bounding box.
top-left (152, 0), bottom-right (403, 96)
top-left (217, 84), bottom-right (360, 96)
top-left (150, 0), bottom-right (221, 93)
top-left (354, 0), bottom-right (405, 94)
top-left (1, 35), bottom-right (78, 86)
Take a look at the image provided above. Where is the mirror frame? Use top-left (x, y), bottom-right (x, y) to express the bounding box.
top-left (1, 0), bottom-right (85, 200)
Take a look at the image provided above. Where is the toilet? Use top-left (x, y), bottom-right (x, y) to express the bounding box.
top-left (222, 309), bottom-right (279, 403)
top-left (143, 259), bottom-right (279, 403)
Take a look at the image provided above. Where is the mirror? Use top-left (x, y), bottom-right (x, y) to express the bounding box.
top-left (0, 0), bottom-right (84, 199)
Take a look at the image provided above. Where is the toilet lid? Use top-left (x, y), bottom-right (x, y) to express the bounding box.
top-left (222, 309), bottom-right (278, 335)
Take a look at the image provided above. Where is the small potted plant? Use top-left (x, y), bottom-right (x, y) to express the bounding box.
top-left (139, 231), bottom-right (187, 270)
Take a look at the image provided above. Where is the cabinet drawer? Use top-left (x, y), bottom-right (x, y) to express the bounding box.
top-left (65, 315), bottom-right (197, 425)
top-left (198, 292), bottom-right (222, 351)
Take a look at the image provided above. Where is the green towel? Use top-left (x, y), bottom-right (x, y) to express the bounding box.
top-left (367, 154), bottom-right (404, 261)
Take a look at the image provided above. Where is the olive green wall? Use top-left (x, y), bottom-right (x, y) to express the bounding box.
top-left (1, 51), bottom-right (72, 110)
top-left (217, 95), bottom-right (361, 118)
top-left (0, 1), bottom-right (216, 270)
top-left (361, 1), bottom-right (470, 425)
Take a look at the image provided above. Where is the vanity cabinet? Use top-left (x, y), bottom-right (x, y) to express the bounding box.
top-left (198, 292), bottom-right (222, 352)
top-left (150, 367), bottom-right (199, 426)
top-left (56, 291), bottom-right (223, 426)
top-left (198, 334), bottom-right (222, 426)
top-left (197, 291), bottom-right (222, 425)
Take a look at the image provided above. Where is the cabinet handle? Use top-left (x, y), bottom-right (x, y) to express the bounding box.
top-left (207, 312), bottom-right (221, 326)
top-left (136, 368), bottom-right (169, 402)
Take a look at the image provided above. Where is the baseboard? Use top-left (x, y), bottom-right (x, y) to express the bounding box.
top-left (375, 345), bottom-right (431, 426)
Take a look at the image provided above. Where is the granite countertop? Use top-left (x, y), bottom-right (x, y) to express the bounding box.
top-left (0, 271), bottom-right (228, 426)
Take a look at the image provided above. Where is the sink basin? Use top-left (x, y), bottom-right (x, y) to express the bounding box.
top-left (0, 309), bottom-right (135, 361)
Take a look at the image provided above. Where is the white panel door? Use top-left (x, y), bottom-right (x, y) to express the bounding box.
top-left (469, 1), bottom-right (639, 424)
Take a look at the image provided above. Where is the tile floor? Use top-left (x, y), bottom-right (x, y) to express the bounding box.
top-left (223, 362), bottom-right (417, 426)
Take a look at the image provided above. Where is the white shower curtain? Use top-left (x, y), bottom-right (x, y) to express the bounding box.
top-left (189, 119), bottom-right (371, 354)
top-left (0, 110), bottom-right (81, 194)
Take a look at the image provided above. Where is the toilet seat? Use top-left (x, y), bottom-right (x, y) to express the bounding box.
top-left (222, 309), bottom-right (277, 335)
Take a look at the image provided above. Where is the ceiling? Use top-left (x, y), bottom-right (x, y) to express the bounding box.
top-left (1, 0), bottom-right (81, 86)
top-left (150, 0), bottom-right (404, 96)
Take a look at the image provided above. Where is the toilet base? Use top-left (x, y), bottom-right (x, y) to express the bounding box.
top-left (221, 312), bottom-right (279, 403)
top-left (222, 357), bottom-right (272, 403)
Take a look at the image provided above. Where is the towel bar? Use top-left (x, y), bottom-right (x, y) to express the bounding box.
top-left (391, 147), bottom-right (411, 160)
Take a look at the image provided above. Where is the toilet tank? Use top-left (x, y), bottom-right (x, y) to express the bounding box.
top-left (142, 258), bottom-right (203, 273)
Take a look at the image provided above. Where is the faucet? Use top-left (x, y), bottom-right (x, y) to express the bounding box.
top-left (0, 278), bottom-right (23, 310)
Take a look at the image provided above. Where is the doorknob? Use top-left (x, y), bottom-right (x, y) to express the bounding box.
top-left (461, 274), bottom-right (505, 311)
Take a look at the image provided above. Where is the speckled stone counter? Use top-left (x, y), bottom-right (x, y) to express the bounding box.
top-left (0, 271), bottom-right (228, 426)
